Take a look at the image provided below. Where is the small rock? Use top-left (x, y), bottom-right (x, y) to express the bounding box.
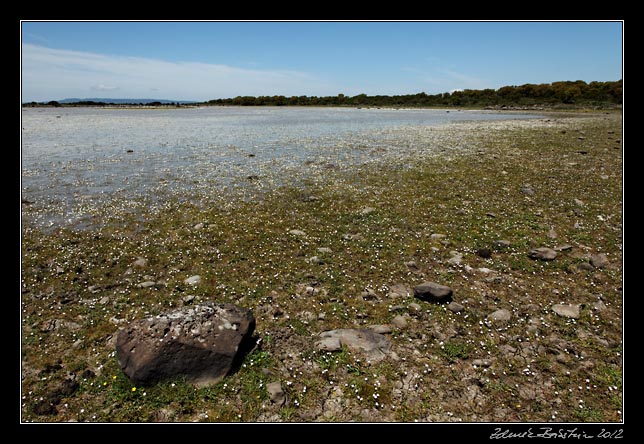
top-left (488, 309), bottom-right (512, 322)
top-left (388, 283), bottom-right (412, 298)
top-left (494, 240), bottom-right (511, 249)
top-left (554, 244), bottom-right (573, 251)
top-left (317, 247), bottom-right (333, 254)
top-left (472, 359), bottom-right (492, 367)
top-left (447, 302), bottom-right (465, 313)
top-left (408, 302), bottom-right (422, 312)
top-left (404, 260), bottom-right (420, 271)
top-left (318, 312), bottom-right (326, 320)
top-left (360, 207), bottom-right (376, 215)
top-left (476, 248), bottom-right (492, 259)
top-left (592, 300), bottom-right (607, 312)
top-left (528, 247), bottom-right (557, 261)
top-left (574, 199), bottom-right (585, 207)
top-left (288, 229), bottom-right (307, 237)
top-left (132, 257), bottom-right (148, 268)
top-left (576, 262), bottom-right (595, 272)
top-left (413, 281), bottom-right (453, 304)
top-left (137, 281), bottom-right (156, 288)
top-left (486, 212), bottom-right (497, 218)
top-left (391, 315), bottom-right (408, 329)
top-left (546, 228), bottom-right (558, 239)
top-left (193, 223), bottom-right (204, 230)
top-left (361, 288), bottom-right (378, 300)
top-left (266, 382), bottom-right (286, 407)
top-left (99, 296), bottom-right (110, 305)
top-left (552, 304), bottom-right (580, 319)
top-left (520, 185), bottom-right (535, 195)
top-left (430, 233), bottom-right (446, 240)
top-left (182, 295), bottom-right (195, 305)
top-left (309, 256), bottom-right (324, 265)
top-left (184, 275), bottom-right (202, 286)
top-left (447, 252), bottom-right (463, 266)
top-left (590, 253), bottom-right (609, 268)
top-left (368, 324), bottom-right (392, 334)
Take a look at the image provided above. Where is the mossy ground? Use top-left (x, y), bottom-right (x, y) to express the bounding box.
top-left (21, 111), bottom-right (622, 423)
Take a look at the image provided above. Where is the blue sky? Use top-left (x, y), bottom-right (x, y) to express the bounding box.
top-left (21, 21), bottom-right (623, 102)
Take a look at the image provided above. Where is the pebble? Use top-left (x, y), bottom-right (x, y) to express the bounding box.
top-left (137, 281), bottom-right (156, 288)
top-left (317, 247), bottom-right (333, 254)
top-left (193, 223), bottom-right (204, 230)
top-left (430, 233), bottom-right (446, 240)
top-left (413, 281), bottom-right (453, 303)
top-left (447, 302), bottom-right (465, 313)
top-left (447, 252), bottom-right (463, 266)
top-left (132, 257), bottom-right (148, 268)
top-left (288, 229), bottom-right (307, 236)
top-left (528, 247), bottom-right (557, 261)
top-left (408, 302), bottom-right (422, 312)
top-left (266, 382), bottom-right (286, 407)
top-left (368, 324), bottom-right (393, 334)
top-left (472, 359), bottom-right (492, 367)
top-left (494, 240), bottom-right (511, 249)
top-left (590, 253), bottom-right (609, 268)
top-left (488, 309), bottom-right (512, 322)
top-left (392, 315), bottom-right (408, 329)
top-left (552, 304), bottom-right (580, 319)
top-left (184, 275), bottom-right (202, 286)
top-left (360, 207), bottom-right (376, 215)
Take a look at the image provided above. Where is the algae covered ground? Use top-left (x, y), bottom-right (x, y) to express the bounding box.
top-left (21, 111), bottom-right (622, 423)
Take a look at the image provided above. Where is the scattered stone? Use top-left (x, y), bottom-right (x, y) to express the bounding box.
top-left (368, 324), bottom-right (392, 334)
top-left (184, 275), bottom-right (202, 286)
top-left (360, 207), bottom-right (376, 215)
top-left (554, 244), bottom-right (573, 251)
top-left (126, 149), bottom-right (134, 153)
top-left (137, 281), bottom-right (156, 288)
top-left (552, 304), bottom-right (580, 319)
top-left (388, 283), bottom-right (412, 298)
top-left (447, 251), bottom-right (463, 266)
top-left (494, 240), bottom-right (511, 249)
top-left (488, 309), bottom-right (512, 322)
top-left (486, 212), bottom-right (497, 218)
top-left (342, 233), bottom-right (364, 241)
top-left (182, 295), bottom-right (195, 306)
top-left (391, 315), bottom-right (408, 329)
top-left (413, 281), bottom-right (453, 304)
top-left (99, 296), bottom-right (110, 305)
top-left (288, 229), bottom-right (307, 237)
top-left (592, 300), bottom-right (607, 312)
top-left (309, 256), bottom-right (324, 265)
top-left (576, 262), bottom-right (595, 272)
top-left (430, 233), bottom-right (446, 240)
top-left (477, 267), bottom-right (493, 274)
top-left (520, 184), bottom-right (535, 195)
top-left (408, 302), bottom-right (422, 312)
top-left (116, 302), bottom-right (255, 387)
top-left (528, 247), bottom-right (557, 261)
top-left (476, 248), bottom-right (492, 259)
top-left (472, 359), bottom-right (492, 368)
top-left (266, 381), bottom-right (286, 406)
top-left (361, 288), bottom-right (378, 300)
top-left (317, 247), bottom-right (333, 254)
top-left (547, 228), bottom-right (558, 239)
top-left (590, 253), bottom-right (609, 268)
top-left (132, 257), bottom-right (148, 268)
top-left (404, 260), bottom-right (420, 271)
top-left (193, 222), bottom-right (204, 230)
top-left (447, 302), bottom-right (465, 313)
top-left (316, 328), bottom-right (392, 362)
top-left (574, 199), bottom-right (585, 207)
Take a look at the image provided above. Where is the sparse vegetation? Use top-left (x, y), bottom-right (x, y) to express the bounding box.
top-left (21, 110), bottom-right (622, 422)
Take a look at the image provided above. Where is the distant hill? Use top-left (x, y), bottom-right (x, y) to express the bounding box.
top-left (58, 98), bottom-right (197, 104)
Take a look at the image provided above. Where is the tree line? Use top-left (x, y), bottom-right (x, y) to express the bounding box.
top-left (24, 80), bottom-right (621, 109)
top-left (205, 80), bottom-right (621, 108)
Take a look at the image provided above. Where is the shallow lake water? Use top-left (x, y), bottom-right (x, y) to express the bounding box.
top-left (21, 106), bottom-right (541, 229)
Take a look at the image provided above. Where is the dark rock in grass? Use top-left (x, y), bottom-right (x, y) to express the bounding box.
top-left (413, 281), bottom-right (453, 304)
top-left (116, 303), bottom-right (255, 387)
top-left (528, 247), bottom-right (557, 261)
top-left (590, 253), bottom-right (609, 268)
top-left (476, 248), bottom-right (492, 259)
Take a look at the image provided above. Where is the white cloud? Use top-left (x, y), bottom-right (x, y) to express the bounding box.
top-left (21, 44), bottom-right (332, 102)
top-left (91, 83), bottom-right (119, 92)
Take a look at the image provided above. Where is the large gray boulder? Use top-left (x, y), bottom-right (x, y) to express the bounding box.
top-left (116, 302), bottom-right (255, 387)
